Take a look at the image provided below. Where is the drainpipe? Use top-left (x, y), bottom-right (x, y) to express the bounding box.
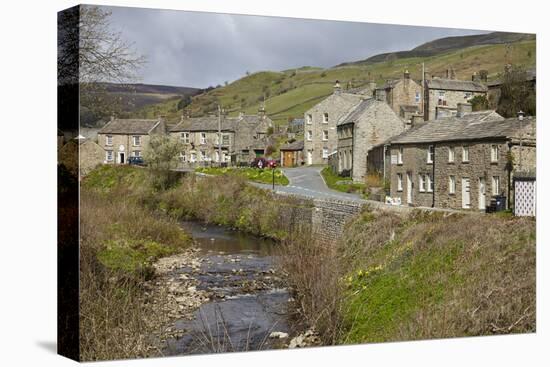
top-left (432, 143), bottom-right (436, 208)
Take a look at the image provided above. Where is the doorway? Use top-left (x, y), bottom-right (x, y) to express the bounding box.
top-left (478, 177), bottom-right (486, 210)
top-left (118, 152), bottom-right (125, 164)
top-left (307, 150), bottom-right (312, 165)
top-left (462, 177), bottom-right (471, 209)
top-left (406, 172), bottom-right (413, 205)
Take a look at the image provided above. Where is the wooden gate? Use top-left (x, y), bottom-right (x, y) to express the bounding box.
top-left (283, 151), bottom-right (295, 167)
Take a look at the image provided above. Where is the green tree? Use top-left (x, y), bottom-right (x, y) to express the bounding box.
top-left (177, 95), bottom-right (192, 110)
top-left (144, 135), bottom-right (183, 190)
top-left (468, 95), bottom-right (489, 111)
top-left (497, 66), bottom-right (536, 117)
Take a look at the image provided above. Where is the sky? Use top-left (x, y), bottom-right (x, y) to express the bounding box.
top-left (105, 5), bottom-right (490, 88)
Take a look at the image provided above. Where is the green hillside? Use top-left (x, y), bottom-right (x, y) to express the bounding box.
top-left (130, 39), bottom-right (535, 127)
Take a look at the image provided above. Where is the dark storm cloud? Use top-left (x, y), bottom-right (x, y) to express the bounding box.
top-left (104, 5), bottom-right (488, 88)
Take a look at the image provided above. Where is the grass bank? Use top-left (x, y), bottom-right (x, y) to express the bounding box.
top-left (281, 207), bottom-right (536, 345)
top-left (80, 166), bottom-right (192, 360)
top-left (195, 166), bottom-right (289, 186)
top-left (320, 167), bottom-right (366, 195)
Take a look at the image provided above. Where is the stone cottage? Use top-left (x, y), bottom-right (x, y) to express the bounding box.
top-left (386, 110), bottom-right (536, 211)
top-left (169, 108), bottom-right (273, 167)
top-left (424, 76), bottom-right (487, 120)
top-left (336, 98), bottom-right (405, 181)
top-left (303, 82), bottom-right (363, 165)
top-left (375, 70), bottom-right (423, 118)
top-left (280, 140), bottom-right (304, 167)
top-left (97, 117), bottom-right (166, 164)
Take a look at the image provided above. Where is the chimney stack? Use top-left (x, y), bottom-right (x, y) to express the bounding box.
top-left (404, 69), bottom-right (410, 79)
top-left (446, 68), bottom-right (450, 79)
top-left (368, 81), bottom-right (377, 91)
top-left (258, 104), bottom-right (266, 119)
top-left (472, 71), bottom-right (480, 82)
top-left (333, 80), bottom-right (341, 94)
top-left (411, 113), bottom-right (424, 127)
top-left (424, 71), bottom-right (431, 81)
top-left (450, 68), bottom-right (456, 80)
top-left (457, 103), bottom-right (472, 118)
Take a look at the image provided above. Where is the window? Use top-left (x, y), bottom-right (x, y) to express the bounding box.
top-left (179, 152), bottom-right (186, 162)
top-left (438, 91), bottom-right (446, 105)
top-left (132, 150), bottom-right (141, 157)
top-left (132, 135), bottom-right (141, 146)
top-left (306, 114), bottom-right (313, 125)
top-left (427, 175), bottom-right (433, 192)
top-left (397, 147), bottom-right (403, 164)
top-left (397, 173), bottom-right (403, 192)
top-left (427, 145), bottom-right (434, 163)
top-left (449, 175), bottom-right (456, 194)
top-left (322, 148), bottom-right (329, 159)
top-left (106, 150), bottom-right (113, 161)
top-left (200, 132), bottom-right (207, 144)
top-left (491, 145), bottom-right (499, 162)
top-left (222, 134), bottom-right (230, 146)
top-left (106, 135), bottom-right (113, 146)
top-left (190, 153), bottom-right (196, 162)
top-left (448, 147), bottom-right (455, 163)
top-left (415, 91), bottom-right (421, 103)
top-left (492, 176), bottom-right (500, 196)
top-left (307, 130), bottom-right (312, 141)
top-left (464, 92), bottom-right (472, 99)
top-left (463, 147), bottom-right (470, 161)
top-left (323, 113), bottom-right (329, 123)
top-left (322, 130), bottom-right (329, 141)
top-left (419, 174), bottom-right (426, 192)
top-left (181, 132), bottom-right (190, 143)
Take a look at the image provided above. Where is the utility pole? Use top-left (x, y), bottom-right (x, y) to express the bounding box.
top-left (217, 104), bottom-right (222, 167)
top-left (421, 62), bottom-right (425, 118)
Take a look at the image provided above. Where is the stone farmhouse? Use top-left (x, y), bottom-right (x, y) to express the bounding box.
top-left (336, 98), bottom-right (406, 181)
top-left (424, 75), bottom-right (487, 120)
top-left (303, 82), bottom-right (363, 165)
top-left (97, 117), bottom-right (166, 164)
top-left (169, 109), bottom-right (273, 167)
top-left (374, 70), bottom-right (423, 119)
top-left (386, 108), bottom-right (535, 211)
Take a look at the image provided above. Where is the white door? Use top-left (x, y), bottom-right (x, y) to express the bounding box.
top-left (478, 177), bottom-right (486, 210)
top-left (462, 178), bottom-right (471, 209)
top-left (307, 151), bottom-right (313, 165)
top-left (407, 172), bottom-right (413, 205)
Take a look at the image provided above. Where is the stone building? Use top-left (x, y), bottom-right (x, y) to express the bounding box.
top-left (424, 76), bottom-right (487, 120)
top-left (280, 140), bottom-right (304, 167)
top-left (303, 82), bottom-right (362, 165)
top-left (79, 138), bottom-right (105, 175)
top-left (387, 110), bottom-right (536, 211)
top-left (97, 117), bottom-right (166, 164)
top-left (375, 70), bottom-right (423, 118)
top-left (336, 98), bottom-right (405, 181)
top-left (169, 109), bottom-right (273, 167)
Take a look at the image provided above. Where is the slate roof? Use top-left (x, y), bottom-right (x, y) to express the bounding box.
top-left (99, 119), bottom-right (160, 134)
top-left (388, 111), bottom-right (536, 145)
top-left (426, 78), bottom-right (487, 92)
top-left (280, 140), bottom-right (304, 151)
top-left (170, 114), bottom-right (272, 133)
top-left (336, 98), bottom-right (378, 126)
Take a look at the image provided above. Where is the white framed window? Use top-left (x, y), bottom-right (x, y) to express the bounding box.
top-left (132, 135), bottom-right (141, 146)
top-left (181, 132), bottom-right (190, 143)
top-left (200, 150), bottom-right (207, 160)
top-left (323, 113), bottom-right (329, 123)
top-left (492, 176), bottom-right (500, 196)
top-left (462, 146), bottom-right (469, 162)
top-left (307, 130), bottom-right (312, 141)
top-left (106, 135), bottom-right (113, 146)
top-left (427, 175), bottom-right (433, 192)
top-left (427, 145), bottom-right (434, 163)
top-left (449, 175), bottom-right (456, 194)
top-left (448, 147), bottom-right (455, 163)
top-left (306, 114), bottom-right (313, 125)
top-left (419, 174), bottom-right (426, 192)
top-left (190, 153), bottom-right (196, 162)
top-left (222, 134), bottom-right (230, 146)
top-left (397, 147), bottom-right (403, 164)
top-left (322, 148), bottom-right (329, 159)
top-left (106, 150), bottom-right (113, 161)
top-left (491, 145), bottom-right (499, 162)
top-left (322, 130), bottom-right (329, 141)
top-left (200, 132), bottom-right (207, 144)
top-left (397, 173), bottom-right (403, 192)
top-left (179, 152), bottom-right (186, 162)
top-left (415, 91), bottom-right (421, 103)
top-left (132, 150), bottom-right (141, 157)
top-left (464, 92), bottom-right (472, 99)
top-left (438, 91), bottom-right (446, 105)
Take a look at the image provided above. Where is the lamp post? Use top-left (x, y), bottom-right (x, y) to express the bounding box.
top-left (518, 110), bottom-right (524, 172)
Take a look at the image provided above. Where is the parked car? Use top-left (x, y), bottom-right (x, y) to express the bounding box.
top-left (128, 156), bottom-right (145, 166)
top-left (250, 157), bottom-right (268, 169)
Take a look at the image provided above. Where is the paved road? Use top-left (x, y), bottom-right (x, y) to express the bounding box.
top-left (252, 166), bottom-right (365, 202)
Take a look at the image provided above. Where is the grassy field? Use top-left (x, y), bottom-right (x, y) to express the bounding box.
top-left (320, 167), bottom-right (366, 195)
top-left (195, 166), bottom-right (289, 186)
top-left (132, 40), bottom-right (536, 126)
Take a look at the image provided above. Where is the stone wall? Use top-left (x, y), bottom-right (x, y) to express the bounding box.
top-left (310, 198), bottom-right (365, 243)
top-left (426, 89), bottom-right (486, 120)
